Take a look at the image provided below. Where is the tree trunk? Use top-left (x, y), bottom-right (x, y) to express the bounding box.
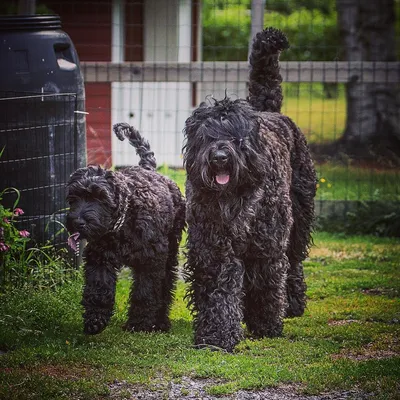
top-left (336, 0), bottom-right (400, 163)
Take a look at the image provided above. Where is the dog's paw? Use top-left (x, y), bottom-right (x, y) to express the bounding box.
top-left (285, 296), bottom-right (306, 318)
top-left (194, 333), bottom-right (240, 353)
top-left (83, 314), bottom-right (109, 335)
top-left (193, 342), bottom-right (230, 353)
top-left (285, 305), bottom-right (305, 318)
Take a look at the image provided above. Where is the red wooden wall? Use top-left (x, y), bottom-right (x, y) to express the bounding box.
top-left (46, 0), bottom-right (198, 167)
top-left (46, 0), bottom-right (144, 167)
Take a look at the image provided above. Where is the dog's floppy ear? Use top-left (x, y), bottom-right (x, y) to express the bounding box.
top-left (183, 102), bottom-right (211, 138)
top-left (102, 170), bottom-right (119, 196)
top-left (68, 167), bottom-right (87, 181)
top-left (103, 170), bottom-right (128, 212)
top-left (183, 116), bottom-right (198, 139)
top-left (67, 167), bottom-right (89, 190)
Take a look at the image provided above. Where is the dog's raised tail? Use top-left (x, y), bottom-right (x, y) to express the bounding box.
top-left (113, 123), bottom-right (157, 171)
top-left (248, 27), bottom-right (289, 113)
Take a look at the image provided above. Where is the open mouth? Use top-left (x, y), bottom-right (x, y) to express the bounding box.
top-left (215, 174), bottom-right (230, 185)
top-left (67, 232), bottom-right (80, 252)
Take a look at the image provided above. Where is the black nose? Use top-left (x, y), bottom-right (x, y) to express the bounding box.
top-left (211, 150), bottom-right (228, 165)
top-left (74, 219), bottom-right (86, 230)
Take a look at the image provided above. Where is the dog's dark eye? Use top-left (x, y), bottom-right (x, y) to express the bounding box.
top-left (67, 197), bottom-right (77, 205)
top-left (236, 138), bottom-right (245, 147)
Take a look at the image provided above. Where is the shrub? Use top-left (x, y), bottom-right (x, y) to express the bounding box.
top-left (203, 4), bottom-right (251, 61)
top-left (202, 3), bottom-right (339, 62)
top-left (316, 201), bottom-right (400, 237)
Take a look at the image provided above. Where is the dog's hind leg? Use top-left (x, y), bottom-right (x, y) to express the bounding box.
top-left (81, 248), bottom-right (118, 335)
top-left (285, 195), bottom-right (315, 317)
top-left (124, 260), bottom-right (172, 333)
top-left (157, 264), bottom-right (177, 331)
top-left (156, 225), bottom-right (183, 330)
top-left (286, 166), bottom-right (316, 316)
top-left (285, 197), bottom-right (309, 318)
top-left (285, 228), bottom-right (308, 318)
top-left (243, 255), bottom-right (289, 338)
top-left (285, 119), bottom-right (316, 318)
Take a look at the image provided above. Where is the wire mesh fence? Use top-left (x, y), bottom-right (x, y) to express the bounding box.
top-left (0, 0), bottom-right (399, 289)
top-left (52, 0), bottom-right (398, 216)
top-left (0, 92), bottom-right (80, 289)
top-left (81, 61), bottom-right (400, 207)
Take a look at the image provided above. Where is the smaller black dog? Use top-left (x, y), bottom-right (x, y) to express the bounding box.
top-left (66, 123), bottom-right (185, 335)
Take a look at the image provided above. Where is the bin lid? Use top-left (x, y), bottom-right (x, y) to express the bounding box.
top-left (0, 15), bottom-right (62, 31)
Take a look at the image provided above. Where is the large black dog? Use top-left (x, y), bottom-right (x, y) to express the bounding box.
top-left (183, 27), bottom-right (317, 352)
top-left (66, 123), bottom-right (185, 335)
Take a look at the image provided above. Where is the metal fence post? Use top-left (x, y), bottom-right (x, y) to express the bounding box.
top-left (249, 0), bottom-right (266, 57)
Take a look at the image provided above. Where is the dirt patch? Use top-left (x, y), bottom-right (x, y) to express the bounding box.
top-left (332, 334), bottom-right (400, 362)
top-left (328, 319), bottom-right (361, 326)
top-left (332, 349), bottom-right (398, 362)
top-left (1, 363), bottom-right (95, 381)
top-left (108, 377), bottom-right (372, 399)
top-left (362, 288), bottom-right (399, 298)
top-left (308, 248), bottom-right (364, 260)
top-left (35, 363), bottom-right (94, 380)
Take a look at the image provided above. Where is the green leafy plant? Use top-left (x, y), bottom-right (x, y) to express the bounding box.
top-left (0, 187), bottom-right (31, 272)
top-left (0, 191), bottom-right (77, 291)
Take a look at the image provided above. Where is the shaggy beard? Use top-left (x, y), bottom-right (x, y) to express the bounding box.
top-left (187, 144), bottom-right (240, 192)
top-left (66, 196), bottom-right (116, 241)
top-left (187, 142), bottom-right (262, 195)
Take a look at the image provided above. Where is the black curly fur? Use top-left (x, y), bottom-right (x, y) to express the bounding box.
top-left (66, 124), bottom-right (185, 335)
top-left (113, 122), bottom-right (157, 170)
top-left (182, 27), bottom-right (316, 352)
top-left (248, 27), bottom-right (289, 113)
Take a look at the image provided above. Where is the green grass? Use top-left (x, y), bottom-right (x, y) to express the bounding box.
top-left (0, 232), bottom-right (399, 399)
top-left (282, 83), bottom-right (347, 144)
top-left (157, 165), bottom-right (186, 194)
top-left (315, 164), bottom-right (400, 201)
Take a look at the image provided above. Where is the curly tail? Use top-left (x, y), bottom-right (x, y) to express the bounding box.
top-left (113, 122), bottom-right (157, 171)
top-left (248, 27), bottom-right (289, 113)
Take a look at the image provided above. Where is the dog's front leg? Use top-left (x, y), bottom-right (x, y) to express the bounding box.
top-left (187, 234), bottom-right (244, 352)
top-left (243, 254), bottom-right (289, 338)
top-left (81, 246), bottom-right (118, 335)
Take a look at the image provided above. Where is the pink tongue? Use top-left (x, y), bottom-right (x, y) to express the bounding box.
top-left (216, 174), bottom-right (230, 185)
top-left (67, 232), bottom-right (80, 252)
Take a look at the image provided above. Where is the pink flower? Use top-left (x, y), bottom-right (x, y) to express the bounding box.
top-left (14, 208), bottom-right (24, 216)
top-left (19, 230), bottom-right (30, 238)
top-left (0, 242), bottom-right (9, 252)
top-left (3, 218), bottom-right (9, 224)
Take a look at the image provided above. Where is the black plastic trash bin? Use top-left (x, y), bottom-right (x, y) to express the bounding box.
top-left (0, 15), bottom-right (86, 245)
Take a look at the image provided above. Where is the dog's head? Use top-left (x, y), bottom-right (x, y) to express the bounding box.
top-left (66, 166), bottom-right (123, 246)
top-left (183, 97), bottom-right (266, 193)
